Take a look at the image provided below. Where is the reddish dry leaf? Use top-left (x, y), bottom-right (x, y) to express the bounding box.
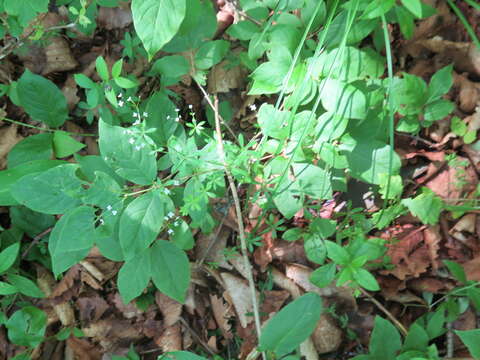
top-left (51, 265), bottom-right (81, 304)
top-left (142, 318), bottom-right (163, 338)
top-left (423, 225), bottom-right (441, 272)
top-left (66, 337), bottom-right (102, 360)
top-left (253, 231), bottom-right (274, 270)
top-left (209, 294), bottom-right (233, 339)
top-left (312, 314), bottom-right (343, 354)
top-left (463, 256), bottom-right (480, 281)
top-left (156, 291), bottom-right (183, 327)
top-left (271, 240), bottom-right (308, 265)
top-left (260, 290), bottom-right (290, 319)
top-left (111, 293), bottom-right (143, 319)
top-left (408, 277), bottom-right (453, 294)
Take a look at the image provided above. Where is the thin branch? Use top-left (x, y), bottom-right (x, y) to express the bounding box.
top-left (22, 228), bottom-right (52, 259)
top-left (2, 117), bottom-right (97, 137)
top-left (359, 287), bottom-right (408, 337)
top-left (213, 95), bottom-right (265, 360)
top-left (178, 317), bottom-right (217, 356)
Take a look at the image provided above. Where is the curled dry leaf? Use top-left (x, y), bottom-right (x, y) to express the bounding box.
top-left (210, 294), bottom-right (233, 339)
top-left (76, 296), bottom-right (109, 323)
top-left (311, 314), bottom-right (343, 354)
top-left (463, 256), bottom-right (480, 281)
top-left (220, 272), bottom-right (254, 328)
top-left (0, 125), bottom-right (22, 169)
top-left (453, 73), bottom-right (480, 113)
top-left (155, 323), bottom-right (182, 352)
top-left (111, 293), bottom-right (143, 319)
top-left (156, 291), bottom-right (183, 327)
top-left (51, 265), bottom-right (81, 303)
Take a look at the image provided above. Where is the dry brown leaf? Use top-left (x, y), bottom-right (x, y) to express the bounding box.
top-left (454, 72), bottom-right (480, 113)
top-left (423, 226), bottom-right (441, 272)
top-left (463, 256), bottom-right (480, 281)
top-left (111, 293), bottom-right (143, 319)
top-left (155, 323), bottom-right (182, 352)
top-left (0, 125), bottom-right (22, 169)
top-left (260, 290), bottom-right (290, 318)
top-left (62, 75), bottom-right (80, 110)
top-left (195, 226), bottom-right (232, 269)
top-left (311, 314), bottom-right (343, 354)
top-left (210, 294), bottom-right (233, 339)
top-left (220, 272), bottom-right (254, 328)
top-left (66, 337), bottom-right (102, 360)
top-left (156, 291), bottom-right (183, 327)
top-left (76, 296), bottom-right (109, 323)
top-left (51, 265), bottom-right (81, 303)
top-left (207, 52), bottom-right (248, 93)
top-left (451, 213), bottom-right (476, 234)
top-left (97, 6), bottom-right (132, 30)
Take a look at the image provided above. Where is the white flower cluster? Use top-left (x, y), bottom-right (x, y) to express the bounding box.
top-left (163, 211), bottom-right (180, 235)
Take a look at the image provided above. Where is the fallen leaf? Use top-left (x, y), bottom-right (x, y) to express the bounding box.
top-left (155, 323), bottom-right (182, 352)
top-left (156, 291), bottom-right (183, 327)
top-left (311, 314), bottom-right (343, 354)
top-left (210, 294), bottom-right (233, 339)
top-left (66, 337), bottom-right (102, 360)
top-left (76, 296), bottom-right (109, 323)
top-left (220, 272), bottom-right (254, 328)
top-left (463, 256), bottom-right (480, 281)
top-left (0, 125), bottom-right (22, 169)
top-left (97, 6), bottom-right (132, 30)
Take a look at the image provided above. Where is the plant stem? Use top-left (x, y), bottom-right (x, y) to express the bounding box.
top-left (213, 95), bottom-right (265, 360)
top-left (1, 117), bottom-right (97, 137)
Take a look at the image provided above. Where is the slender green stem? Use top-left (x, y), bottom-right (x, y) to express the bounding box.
top-left (446, 0), bottom-right (480, 49)
top-left (463, 0), bottom-right (480, 11)
top-left (1, 117), bottom-right (97, 137)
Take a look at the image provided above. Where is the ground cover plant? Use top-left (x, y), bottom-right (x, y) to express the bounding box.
top-left (0, 0), bottom-right (479, 359)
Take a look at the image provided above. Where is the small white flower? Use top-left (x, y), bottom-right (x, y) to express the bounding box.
top-left (172, 180), bottom-right (179, 186)
top-left (133, 119), bottom-right (141, 126)
top-left (127, 96), bottom-right (132, 102)
top-left (117, 93), bottom-right (123, 98)
top-left (111, 210), bottom-right (118, 216)
top-left (129, 138), bottom-right (135, 144)
top-left (167, 211), bottom-right (175, 219)
top-left (106, 205), bottom-right (112, 211)
top-left (173, 221), bottom-right (179, 227)
top-left (164, 216), bottom-right (169, 221)
top-left (135, 145), bottom-right (141, 151)
top-left (167, 229), bottom-right (174, 235)
top-left (133, 112), bottom-right (139, 118)
top-left (175, 108), bottom-right (180, 112)
top-left (188, 104), bottom-right (193, 109)
top-left (249, 104), bottom-right (257, 111)
top-left (104, 156), bottom-right (108, 161)
top-left (118, 100), bottom-right (124, 107)
top-left (126, 129), bottom-right (133, 135)
top-left (175, 117), bottom-right (180, 122)
top-left (143, 112), bottom-right (148, 117)
top-left (99, 219), bottom-right (105, 225)
top-left (166, 115), bottom-right (171, 120)
top-left (164, 188), bottom-right (170, 195)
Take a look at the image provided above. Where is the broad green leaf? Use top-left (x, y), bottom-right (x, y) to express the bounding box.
top-left (323, 11), bottom-right (378, 49)
top-left (401, 0), bottom-right (423, 18)
top-left (273, 175), bottom-right (303, 219)
top-left (119, 190), bottom-right (166, 259)
top-left (7, 133), bottom-right (53, 168)
top-left (114, 76), bottom-right (138, 89)
top-left (303, 234), bottom-right (327, 264)
top-left (83, 172), bottom-right (122, 209)
top-left (391, 74), bottom-right (427, 115)
top-left (152, 55), bottom-right (189, 78)
top-left (170, 220), bottom-right (194, 250)
top-left (132, 0), bottom-right (186, 58)
top-left (426, 309), bottom-right (445, 339)
top-left (369, 316), bottom-right (402, 360)
top-left (74, 73), bottom-right (96, 89)
top-left (403, 323), bottom-right (429, 352)
top-left (53, 131), bottom-right (85, 158)
top-left (6, 306), bottom-right (47, 348)
top-left (293, 163), bottom-right (332, 200)
top-left (7, 274), bottom-right (45, 298)
top-left (314, 112), bottom-right (349, 143)
top-left (11, 164), bottom-right (84, 214)
top-left (0, 281), bottom-right (17, 295)
top-left (249, 50), bottom-right (291, 95)
top-left (150, 240), bottom-right (190, 303)
top-left (162, 351), bottom-right (208, 360)
top-left (194, 40), bottom-right (230, 70)
top-left (112, 59), bottom-right (123, 78)
top-left (310, 263), bottom-right (336, 288)
top-left (427, 64), bottom-right (453, 101)
top-left (362, 0), bottom-right (395, 19)
top-left (353, 268), bottom-right (379, 291)
top-left (48, 206), bottom-right (95, 276)
top-left (443, 260), bottom-right (467, 283)
top-left (340, 138), bottom-right (401, 185)
top-left (3, 0), bottom-right (48, 25)
top-left (402, 188), bottom-right (443, 225)
top-left (259, 293), bottom-right (323, 357)
top-left (257, 104), bottom-right (291, 140)
top-left (95, 56), bottom-right (109, 81)
top-left (74, 154), bottom-right (125, 186)
top-left (16, 70), bottom-right (68, 127)
top-left (99, 120), bottom-right (157, 185)
top-left (0, 242), bottom-right (20, 274)
top-left (310, 218), bottom-right (336, 239)
top-left (325, 240), bottom-right (350, 265)
top-left (94, 203), bottom-right (124, 262)
top-left (320, 79), bottom-right (367, 119)
top-left (145, 92), bottom-right (181, 147)
top-left (423, 99), bottom-right (454, 122)
top-left (227, 20), bottom-right (260, 40)
top-left (395, 6), bottom-right (415, 39)
top-left (454, 329), bottom-right (480, 359)
top-left (0, 158), bottom-right (63, 206)
top-left (118, 249), bottom-right (151, 304)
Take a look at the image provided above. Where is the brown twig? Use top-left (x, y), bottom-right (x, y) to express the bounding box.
top-left (22, 228), bottom-right (52, 259)
top-left (359, 287), bottom-right (408, 337)
top-left (178, 317), bottom-right (217, 356)
top-left (213, 95), bottom-right (265, 360)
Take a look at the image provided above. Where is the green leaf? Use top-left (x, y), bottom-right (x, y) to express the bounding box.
top-left (362, 0), bottom-right (395, 19)
top-left (118, 249), bottom-right (151, 304)
top-left (74, 73), bottom-right (96, 89)
top-left (12, 164), bottom-right (84, 214)
top-left (150, 240), bottom-right (190, 303)
top-left (423, 99), bottom-right (454, 122)
top-left (48, 206), bottom-right (95, 276)
top-left (282, 228), bottom-right (303, 242)
top-left (257, 104), bottom-right (292, 140)
top-left (369, 316), bottom-right (402, 360)
top-left (402, 188), bottom-right (443, 225)
top-left (226, 20), bottom-right (260, 40)
top-left (310, 263), bottom-right (336, 288)
top-left (293, 163), bottom-right (332, 200)
top-left (249, 50), bottom-right (291, 95)
top-left (6, 306), bottom-right (47, 348)
top-left (114, 76), bottom-right (138, 89)
top-left (95, 56), bottom-right (109, 81)
top-left (319, 79), bottom-right (367, 119)
top-left (119, 190), bottom-right (166, 259)
top-left (53, 131), bottom-right (85, 158)
top-left (273, 175), bottom-right (302, 219)
top-left (428, 64), bottom-right (453, 101)
top-left (0, 160), bottom-right (65, 206)
top-left (3, 0), bottom-right (48, 26)
top-left (194, 40), bottom-right (230, 70)
top-left (395, 6), bottom-right (415, 39)
top-left (0, 281), bottom-right (17, 295)
top-left (426, 309), bottom-right (445, 339)
top-left (451, 116), bottom-right (467, 136)
top-left (259, 293), bottom-right (323, 357)
top-left (401, 0), bottom-right (423, 18)
top-left (16, 70), bottom-right (68, 127)
top-left (112, 59), bottom-right (123, 79)
top-left (7, 274), bottom-right (45, 298)
top-left (152, 55), bottom-right (189, 78)
top-left (162, 352), bottom-right (208, 360)
top-left (443, 260), bottom-right (467, 283)
top-left (170, 220), bottom-right (194, 250)
top-left (75, 154), bottom-right (125, 186)
top-left (145, 92), bottom-right (180, 147)
top-left (0, 242), bottom-right (20, 274)
top-left (403, 323), bottom-right (429, 352)
top-left (7, 133), bottom-right (53, 168)
top-left (314, 112), bottom-right (349, 144)
top-left (303, 234), bottom-right (327, 264)
top-left (132, 0), bottom-right (186, 58)
top-left (325, 240), bottom-right (350, 265)
top-left (83, 172), bottom-right (122, 209)
top-left (353, 268), bottom-right (379, 291)
top-left (99, 120), bottom-right (157, 185)
top-left (340, 138), bottom-right (401, 185)
top-left (454, 329), bottom-right (480, 359)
